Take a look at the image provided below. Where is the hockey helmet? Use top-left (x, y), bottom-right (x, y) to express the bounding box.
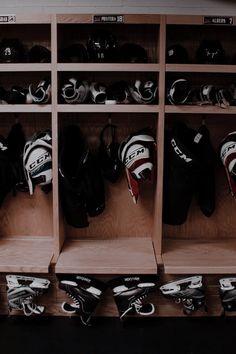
top-left (61, 78), bottom-right (89, 104)
top-left (119, 42), bottom-right (148, 63)
top-left (198, 84), bottom-right (216, 105)
top-left (59, 43), bottom-right (88, 63)
top-left (106, 81), bottom-right (131, 104)
top-left (219, 131), bottom-right (236, 198)
top-left (215, 88), bottom-right (232, 108)
top-left (28, 45), bottom-right (51, 63)
top-left (129, 79), bottom-right (157, 104)
top-left (0, 38), bottom-right (25, 63)
top-left (196, 39), bottom-right (226, 64)
top-left (166, 44), bottom-right (189, 64)
top-left (167, 78), bottom-right (191, 105)
top-left (118, 129), bottom-right (155, 203)
top-left (27, 79), bottom-right (51, 104)
top-left (231, 52), bottom-right (236, 64)
top-left (23, 129), bottom-right (52, 195)
top-left (90, 82), bottom-right (107, 104)
top-left (87, 31), bottom-right (117, 62)
top-left (0, 87), bottom-right (8, 104)
top-left (5, 86), bottom-right (28, 104)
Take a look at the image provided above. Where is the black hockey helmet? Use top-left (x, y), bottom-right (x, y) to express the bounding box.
top-left (28, 45), bottom-right (51, 63)
top-left (59, 43), bottom-right (88, 63)
top-left (119, 42), bottom-right (148, 63)
top-left (106, 81), bottom-right (131, 104)
top-left (167, 78), bottom-right (191, 105)
top-left (231, 52), bottom-right (236, 64)
top-left (0, 38), bottom-right (25, 63)
top-left (198, 84), bottom-right (216, 105)
top-left (6, 86), bottom-right (28, 104)
top-left (196, 39), bottom-right (226, 64)
top-left (87, 30), bottom-right (117, 62)
top-left (166, 44), bottom-right (189, 63)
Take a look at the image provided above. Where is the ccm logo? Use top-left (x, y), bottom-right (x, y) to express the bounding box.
top-left (125, 147), bottom-right (145, 164)
top-left (29, 152), bottom-right (50, 170)
top-left (171, 139), bottom-right (192, 162)
top-left (221, 142), bottom-right (236, 159)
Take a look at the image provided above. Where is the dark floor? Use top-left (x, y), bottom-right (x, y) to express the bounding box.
top-left (0, 315), bottom-right (235, 354)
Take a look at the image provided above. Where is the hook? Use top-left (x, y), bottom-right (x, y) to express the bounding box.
top-left (108, 113), bottom-right (112, 125)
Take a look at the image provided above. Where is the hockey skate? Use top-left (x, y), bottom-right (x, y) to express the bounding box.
top-left (6, 275), bottom-right (50, 316)
top-left (59, 275), bottom-right (106, 326)
top-left (219, 277), bottom-right (236, 315)
top-left (160, 275), bottom-right (206, 315)
top-left (108, 275), bottom-right (158, 319)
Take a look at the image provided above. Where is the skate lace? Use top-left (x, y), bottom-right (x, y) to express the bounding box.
top-left (21, 296), bottom-right (38, 316)
top-left (66, 291), bottom-right (80, 308)
top-left (132, 294), bottom-right (147, 312)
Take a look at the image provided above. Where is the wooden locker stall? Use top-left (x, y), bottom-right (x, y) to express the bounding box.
top-left (0, 13), bottom-right (235, 318)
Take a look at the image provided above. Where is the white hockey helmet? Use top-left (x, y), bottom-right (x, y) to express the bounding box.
top-left (23, 129), bottom-right (52, 195)
top-left (119, 130), bottom-right (155, 203)
top-left (220, 131), bottom-right (236, 198)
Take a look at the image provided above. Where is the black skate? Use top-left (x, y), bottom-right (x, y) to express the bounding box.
top-left (108, 275), bottom-right (158, 319)
top-left (6, 275), bottom-right (50, 316)
top-left (160, 275), bottom-right (206, 315)
top-left (219, 277), bottom-right (236, 315)
top-left (59, 275), bottom-right (106, 325)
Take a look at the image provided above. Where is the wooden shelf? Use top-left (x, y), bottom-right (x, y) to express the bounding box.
top-left (58, 104), bottom-right (159, 113)
top-left (0, 237), bottom-right (53, 273)
top-left (165, 105), bottom-right (236, 114)
top-left (55, 238), bottom-right (157, 274)
top-left (11, 14), bottom-right (52, 24)
top-left (57, 63), bottom-right (160, 72)
top-left (0, 105), bottom-right (52, 113)
top-left (166, 64), bottom-right (236, 73)
top-left (0, 64), bottom-right (51, 72)
top-left (162, 239), bottom-right (236, 274)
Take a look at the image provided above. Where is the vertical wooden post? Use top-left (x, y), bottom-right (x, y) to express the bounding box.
top-left (152, 15), bottom-right (166, 264)
top-left (51, 14), bottom-right (63, 261)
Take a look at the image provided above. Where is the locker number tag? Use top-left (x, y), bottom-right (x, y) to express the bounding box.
top-left (204, 16), bottom-right (233, 25)
top-left (93, 15), bottom-right (124, 23)
top-left (0, 15), bottom-right (16, 23)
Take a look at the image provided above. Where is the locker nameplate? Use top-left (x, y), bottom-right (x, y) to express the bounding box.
top-left (0, 15), bottom-right (16, 23)
top-left (93, 15), bottom-right (124, 23)
top-left (204, 16), bottom-right (233, 25)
